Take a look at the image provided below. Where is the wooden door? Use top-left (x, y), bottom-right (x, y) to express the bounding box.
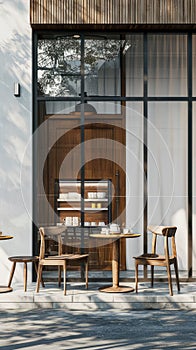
top-left (42, 115), bottom-right (126, 270)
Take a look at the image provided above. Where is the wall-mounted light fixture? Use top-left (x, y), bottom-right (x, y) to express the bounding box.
top-left (73, 34), bottom-right (80, 39)
top-left (14, 83), bottom-right (20, 97)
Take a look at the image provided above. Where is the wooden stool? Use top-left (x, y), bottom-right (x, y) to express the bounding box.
top-left (8, 256), bottom-right (44, 292)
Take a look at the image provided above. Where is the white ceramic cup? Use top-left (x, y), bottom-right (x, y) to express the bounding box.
top-left (84, 222), bottom-right (90, 226)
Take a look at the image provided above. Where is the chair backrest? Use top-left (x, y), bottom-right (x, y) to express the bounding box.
top-left (38, 226), bottom-right (66, 259)
top-left (147, 225), bottom-right (177, 257)
top-left (148, 225), bottom-right (177, 237)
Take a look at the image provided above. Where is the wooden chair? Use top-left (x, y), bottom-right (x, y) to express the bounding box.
top-left (134, 226), bottom-right (180, 296)
top-left (36, 226), bottom-right (89, 295)
top-left (8, 256), bottom-right (44, 292)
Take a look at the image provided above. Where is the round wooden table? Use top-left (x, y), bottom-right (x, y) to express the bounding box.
top-left (0, 235), bottom-right (13, 293)
top-left (90, 233), bottom-right (141, 293)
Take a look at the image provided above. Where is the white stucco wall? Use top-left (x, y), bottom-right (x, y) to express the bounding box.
top-left (0, 1), bottom-right (32, 285)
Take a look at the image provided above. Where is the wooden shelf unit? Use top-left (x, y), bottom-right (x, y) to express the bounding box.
top-left (55, 179), bottom-right (112, 227)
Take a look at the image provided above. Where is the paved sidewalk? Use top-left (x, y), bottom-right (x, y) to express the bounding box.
top-left (0, 309), bottom-right (195, 349)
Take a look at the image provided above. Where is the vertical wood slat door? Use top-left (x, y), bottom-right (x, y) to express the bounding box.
top-left (44, 116), bottom-right (126, 270)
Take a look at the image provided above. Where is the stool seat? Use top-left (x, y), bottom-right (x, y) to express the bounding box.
top-left (9, 256), bottom-right (39, 263)
top-left (8, 255), bottom-right (44, 292)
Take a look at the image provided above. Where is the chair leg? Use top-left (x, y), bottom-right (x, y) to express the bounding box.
top-left (24, 262), bottom-right (27, 292)
top-left (174, 258), bottom-right (180, 293)
top-left (166, 262), bottom-right (173, 296)
top-left (58, 266), bottom-right (62, 287)
top-left (135, 261), bottom-right (138, 293)
top-left (34, 261), bottom-right (45, 288)
top-left (151, 266), bottom-right (154, 288)
top-left (85, 259), bottom-right (88, 289)
top-left (8, 262), bottom-right (16, 288)
top-left (36, 264), bottom-right (43, 293)
top-left (63, 261), bottom-right (66, 295)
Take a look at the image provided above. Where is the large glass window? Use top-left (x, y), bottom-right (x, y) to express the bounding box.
top-left (34, 32), bottom-right (194, 274)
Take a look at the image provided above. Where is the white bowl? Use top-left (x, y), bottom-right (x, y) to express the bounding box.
top-left (68, 192), bottom-right (81, 199)
top-left (98, 222), bottom-right (105, 226)
top-left (59, 193), bottom-right (68, 199)
top-left (97, 192), bottom-right (106, 199)
top-left (88, 192), bottom-right (97, 199)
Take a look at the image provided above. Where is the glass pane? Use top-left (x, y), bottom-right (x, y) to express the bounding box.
top-left (42, 101), bottom-right (121, 115)
top-left (193, 103), bottom-right (196, 272)
top-left (35, 101), bottom-right (82, 227)
top-left (125, 35), bottom-right (143, 96)
top-left (58, 180), bottom-right (81, 228)
top-left (84, 101), bottom-right (125, 227)
top-left (83, 101), bottom-right (121, 114)
top-left (148, 35), bottom-right (187, 97)
top-left (84, 180), bottom-right (110, 227)
top-left (126, 102), bottom-right (144, 268)
top-left (84, 36), bottom-right (121, 96)
top-left (126, 103), bottom-right (143, 228)
top-left (37, 37), bottom-right (81, 97)
top-left (43, 101), bottom-right (77, 115)
top-left (38, 70), bottom-right (81, 97)
top-left (193, 36), bottom-right (196, 96)
top-left (148, 102), bottom-right (188, 270)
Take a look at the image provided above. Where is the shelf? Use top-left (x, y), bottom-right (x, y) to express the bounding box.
top-left (57, 208), bottom-right (81, 211)
top-left (57, 198), bottom-right (108, 202)
top-left (85, 208), bottom-right (108, 211)
top-left (57, 199), bottom-right (81, 202)
top-left (59, 181), bottom-right (108, 187)
top-left (84, 183), bottom-right (108, 187)
top-left (59, 181), bottom-right (81, 186)
top-left (57, 208), bottom-right (108, 211)
top-left (85, 199), bottom-right (108, 202)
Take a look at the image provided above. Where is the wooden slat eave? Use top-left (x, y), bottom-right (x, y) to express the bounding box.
top-left (30, 0), bottom-right (196, 25)
top-left (30, 23), bottom-right (196, 33)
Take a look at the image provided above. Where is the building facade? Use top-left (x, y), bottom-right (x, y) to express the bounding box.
top-left (0, 0), bottom-right (196, 284)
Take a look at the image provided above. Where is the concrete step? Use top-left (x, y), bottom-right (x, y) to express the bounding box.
top-left (0, 282), bottom-right (195, 310)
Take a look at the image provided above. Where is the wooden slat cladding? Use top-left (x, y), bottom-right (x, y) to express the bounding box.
top-left (30, 0), bottom-right (196, 25)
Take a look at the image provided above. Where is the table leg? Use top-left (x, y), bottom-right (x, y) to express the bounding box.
top-left (113, 238), bottom-right (120, 288)
top-left (0, 235), bottom-right (13, 293)
top-left (99, 239), bottom-right (134, 293)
